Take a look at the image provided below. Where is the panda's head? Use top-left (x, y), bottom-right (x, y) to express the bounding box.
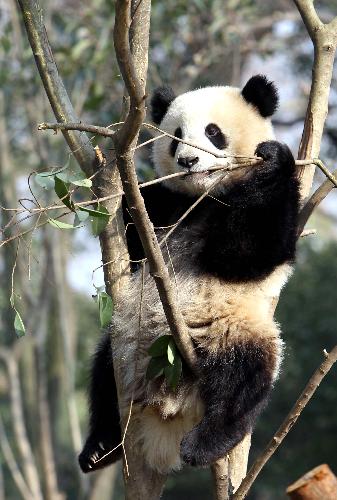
top-left (151, 75), bottom-right (278, 196)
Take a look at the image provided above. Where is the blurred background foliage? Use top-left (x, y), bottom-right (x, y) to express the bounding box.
top-left (0, 0), bottom-right (337, 498)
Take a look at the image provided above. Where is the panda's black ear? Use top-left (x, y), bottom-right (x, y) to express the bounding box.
top-left (150, 86), bottom-right (176, 124)
top-left (241, 75), bottom-right (279, 117)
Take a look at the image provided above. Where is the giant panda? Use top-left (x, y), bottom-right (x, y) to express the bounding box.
top-left (79, 75), bottom-right (300, 474)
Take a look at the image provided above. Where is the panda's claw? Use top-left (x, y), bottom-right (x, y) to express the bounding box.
top-left (78, 437), bottom-right (123, 473)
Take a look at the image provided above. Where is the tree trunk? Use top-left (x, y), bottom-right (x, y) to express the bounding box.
top-left (287, 464), bottom-right (337, 500)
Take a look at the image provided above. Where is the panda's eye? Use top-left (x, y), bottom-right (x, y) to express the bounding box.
top-left (205, 123), bottom-right (227, 150)
top-left (170, 127), bottom-right (182, 157)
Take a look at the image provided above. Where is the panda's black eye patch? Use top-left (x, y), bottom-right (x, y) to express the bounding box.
top-left (170, 127), bottom-right (182, 157)
top-left (205, 123), bottom-right (227, 150)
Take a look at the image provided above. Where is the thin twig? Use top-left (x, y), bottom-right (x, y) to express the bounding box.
top-left (38, 121), bottom-right (116, 139)
top-left (38, 120), bottom-right (332, 166)
top-left (159, 172), bottom-right (228, 247)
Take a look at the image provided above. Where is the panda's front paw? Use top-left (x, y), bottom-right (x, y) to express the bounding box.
top-left (180, 428), bottom-right (211, 468)
top-left (255, 141), bottom-right (295, 172)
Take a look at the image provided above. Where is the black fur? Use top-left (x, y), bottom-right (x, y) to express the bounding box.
top-left (199, 141), bottom-right (299, 280)
top-left (78, 334), bottom-right (122, 473)
top-left (122, 181), bottom-right (195, 272)
top-left (180, 340), bottom-right (275, 466)
top-left (151, 86), bottom-right (176, 124)
top-left (205, 123), bottom-right (228, 150)
top-left (170, 127), bottom-right (182, 157)
top-left (241, 75), bottom-right (279, 117)
top-left (125, 141), bottom-right (299, 282)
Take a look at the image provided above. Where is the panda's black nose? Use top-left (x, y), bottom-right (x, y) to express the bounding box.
top-left (177, 156), bottom-right (199, 169)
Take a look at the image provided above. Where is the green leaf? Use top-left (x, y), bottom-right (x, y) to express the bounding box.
top-left (89, 204), bottom-right (110, 236)
top-left (148, 335), bottom-right (172, 357)
top-left (35, 173), bottom-right (55, 190)
top-left (98, 292), bottom-right (113, 328)
top-left (71, 178), bottom-right (92, 188)
top-left (54, 176), bottom-right (75, 211)
top-left (67, 171), bottom-right (93, 188)
top-left (146, 356), bottom-right (168, 381)
top-left (48, 218), bottom-right (80, 230)
top-left (78, 205), bottom-right (110, 217)
top-left (14, 311), bottom-right (25, 338)
top-left (55, 172), bottom-right (70, 183)
top-left (167, 339), bottom-right (176, 365)
top-left (74, 210), bottom-right (89, 226)
top-left (164, 355), bottom-right (182, 390)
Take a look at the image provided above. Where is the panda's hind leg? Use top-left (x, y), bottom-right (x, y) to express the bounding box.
top-left (79, 333), bottom-right (122, 473)
top-left (180, 334), bottom-right (280, 467)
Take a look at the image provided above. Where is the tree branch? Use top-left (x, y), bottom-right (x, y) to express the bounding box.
top-left (39, 121), bottom-right (337, 172)
top-left (38, 121), bottom-right (116, 138)
top-left (294, 0), bottom-right (337, 199)
top-left (233, 346), bottom-right (337, 500)
top-left (113, 0), bottom-right (197, 370)
top-left (17, 0), bottom-right (96, 176)
top-left (293, 0), bottom-right (322, 36)
top-left (298, 170), bottom-right (337, 234)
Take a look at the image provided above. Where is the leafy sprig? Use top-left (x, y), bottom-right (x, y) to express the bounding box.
top-left (146, 335), bottom-right (182, 390)
top-left (35, 168), bottom-right (110, 236)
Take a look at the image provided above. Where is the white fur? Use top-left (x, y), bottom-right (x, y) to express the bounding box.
top-left (152, 86), bottom-right (274, 195)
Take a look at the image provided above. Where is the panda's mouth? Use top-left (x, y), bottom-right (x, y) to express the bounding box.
top-left (182, 169), bottom-right (212, 179)
top-left (182, 172), bottom-right (209, 184)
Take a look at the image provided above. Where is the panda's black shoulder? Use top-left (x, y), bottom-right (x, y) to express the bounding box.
top-left (122, 184), bottom-right (191, 269)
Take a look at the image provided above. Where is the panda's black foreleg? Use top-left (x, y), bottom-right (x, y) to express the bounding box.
top-left (225, 140), bottom-right (297, 207)
top-left (180, 340), bottom-right (276, 467)
top-left (78, 333), bottom-right (122, 473)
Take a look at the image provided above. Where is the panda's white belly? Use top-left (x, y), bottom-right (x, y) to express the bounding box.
top-left (111, 261), bottom-right (291, 472)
